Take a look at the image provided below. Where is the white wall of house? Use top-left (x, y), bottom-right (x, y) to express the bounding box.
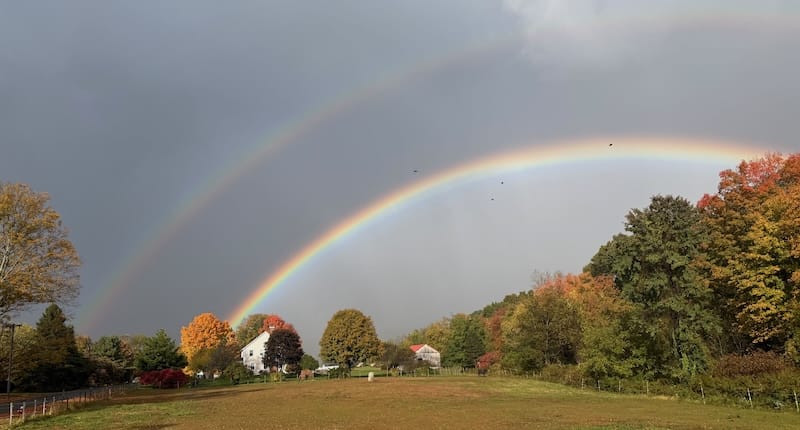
top-left (240, 331), bottom-right (270, 374)
top-left (414, 344), bottom-right (441, 368)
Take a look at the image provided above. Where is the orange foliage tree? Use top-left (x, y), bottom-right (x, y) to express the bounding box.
top-left (699, 153), bottom-right (800, 355)
top-left (180, 312), bottom-right (236, 365)
top-left (262, 314), bottom-right (296, 334)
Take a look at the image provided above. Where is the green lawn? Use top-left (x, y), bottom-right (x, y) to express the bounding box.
top-left (6, 376), bottom-right (800, 429)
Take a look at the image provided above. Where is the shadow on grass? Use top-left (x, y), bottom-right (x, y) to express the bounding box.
top-left (109, 384), bottom-right (272, 406)
top-left (128, 425), bottom-right (176, 430)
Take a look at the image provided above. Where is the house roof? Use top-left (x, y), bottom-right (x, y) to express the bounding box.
top-left (410, 344), bottom-right (440, 354)
top-left (241, 330), bottom-right (270, 352)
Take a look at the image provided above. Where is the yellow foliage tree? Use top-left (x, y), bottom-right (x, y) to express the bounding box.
top-left (0, 182), bottom-right (81, 321)
top-left (180, 312), bottom-right (236, 364)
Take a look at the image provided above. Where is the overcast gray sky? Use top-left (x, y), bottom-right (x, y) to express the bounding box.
top-left (2, 1), bottom-right (799, 357)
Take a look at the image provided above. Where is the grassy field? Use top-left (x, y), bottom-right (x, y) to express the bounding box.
top-left (6, 376), bottom-right (800, 429)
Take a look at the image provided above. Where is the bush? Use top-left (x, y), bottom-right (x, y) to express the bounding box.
top-left (139, 368), bottom-right (188, 388)
top-left (326, 367), bottom-right (350, 378)
top-left (712, 351), bottom-right (793, 378)
top-left (539, 364), bottom-right (583, 386)
top-left (224, 362), bottom-right (252, 384)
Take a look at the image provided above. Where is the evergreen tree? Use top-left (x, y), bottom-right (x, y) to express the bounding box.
top-left (134, 329), bottom-right (187, 371)
top-left (93, 336), bottom-right (128, 365)
top-left (19, 304), bottom-right (89, 391)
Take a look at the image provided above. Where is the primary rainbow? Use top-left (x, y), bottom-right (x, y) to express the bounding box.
top-left (227, 136), bottom-right (767, 327)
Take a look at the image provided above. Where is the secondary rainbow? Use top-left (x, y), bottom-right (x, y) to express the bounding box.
top-left (227, 136), bottom-right (768, 326)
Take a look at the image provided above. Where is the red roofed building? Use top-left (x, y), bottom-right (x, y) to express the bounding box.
top-left (409, 344), bottom-right (441, 368)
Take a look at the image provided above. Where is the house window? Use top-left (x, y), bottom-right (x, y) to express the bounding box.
top-left (249, 350), bottom-right (253, 356)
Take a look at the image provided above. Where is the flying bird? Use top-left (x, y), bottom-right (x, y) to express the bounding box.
top-left (608, 143), bottom-right (613, 147)
top-left (413, 169), bottom-right (419, 173)
top-left (500, 181), bottom-right (504, 184)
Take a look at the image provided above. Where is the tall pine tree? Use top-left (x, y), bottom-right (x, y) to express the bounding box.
top-left (19, 304), bottom-right (89, 391)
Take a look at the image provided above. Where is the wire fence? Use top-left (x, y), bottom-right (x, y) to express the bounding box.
top-left (0, 384), bottom-right (128, 427)
top-left (477, 368), bottom-right (800, 413)
top-left (354, 366), bottom-right (800, 413)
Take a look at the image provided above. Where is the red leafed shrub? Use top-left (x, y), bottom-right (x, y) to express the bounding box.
top-left (711, 351), bottom-right (793, 377)
top-left (477, 351), bottom-right (501, 370)
top-left (139, 368), bottom-right (188, 388)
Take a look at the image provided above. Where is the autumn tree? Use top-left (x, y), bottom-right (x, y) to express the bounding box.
top-left (18, 304), bottom-right (89, 391)
top-left (562, 273), bottom-right (641, 380)
top-left (401, 317), bottom-right (451, 358)
top-left (180, 312), bottom-right (236, 366)
top-left (0, 324), bottom-right (37, 388)
top-left (0, 183), bottom-right (81, 321)
top-left (235, 313), bottom-right (269, 347)
top-left (262, 314), bottom-right (296, 334)
top-left (501, 283), bottom-right (581, 372)
top-left (120, 334), bottom-right (147, 363)
top-left (319, 309), bottom-right (381, 369)
top-left (134, 329), bottom-right (187, 371)
top-left (698, 153), bottom-right (800, 356)
top-left (75, 335), bottom-right (92, 356)
top-left (476, 291), bottom-right (531, 364)
top-left (263, 328), bottom-right (304, 374)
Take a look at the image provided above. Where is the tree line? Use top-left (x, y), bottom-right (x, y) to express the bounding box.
top-left (2, 153), bottom-right (799, 392)
top-left (400, 153), bottom-right (800, 386)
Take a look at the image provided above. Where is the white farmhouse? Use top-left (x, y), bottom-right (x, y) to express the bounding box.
top-left (240, 331), bottom-right (270, 374)
top-left (410, 344), bottom-right (441, 368)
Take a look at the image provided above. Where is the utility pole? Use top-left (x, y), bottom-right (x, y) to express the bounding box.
top-left (5, 323), bottom-right (21, 397)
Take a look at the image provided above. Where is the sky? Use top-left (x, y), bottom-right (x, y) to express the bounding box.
top-left (1, 1), bottom-right (799, 358)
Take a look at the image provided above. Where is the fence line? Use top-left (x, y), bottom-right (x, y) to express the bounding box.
top-left (365, 366), bottom-right (800, 413)
top-left (0, 384), bottom-right (128, 427)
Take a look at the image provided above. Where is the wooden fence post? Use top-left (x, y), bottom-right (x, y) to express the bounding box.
top-left (747, 388), bottom-right (753, 408)
top-left (9, 402), bottom-right (13, 427)
top-left (700, 383), bottom-right (705, 405)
